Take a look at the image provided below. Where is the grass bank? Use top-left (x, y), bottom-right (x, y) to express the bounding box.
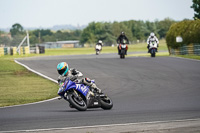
top-left (0, 56), bottom-right (58, 107)
top-left (173, 55), bottom-right (200, 60)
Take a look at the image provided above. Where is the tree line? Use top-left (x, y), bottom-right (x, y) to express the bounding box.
top-left (0, 18), bottom-right (176, 47)
top-left (80, 18), bottom-right (175, 45)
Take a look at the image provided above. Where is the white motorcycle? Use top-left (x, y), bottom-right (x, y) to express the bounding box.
top-left (95, 44), bottom-right (102, 55)
top-left (149, 41), bottom-right (158, 57)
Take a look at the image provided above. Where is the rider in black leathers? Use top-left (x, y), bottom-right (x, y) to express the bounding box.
top-left (117, 32), bottom-right (129, 55)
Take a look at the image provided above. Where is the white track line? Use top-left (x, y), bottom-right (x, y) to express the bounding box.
top-left (1, 118), bottom-right (200, 133)
top-left (14, 60), bottom-right (58, 83)
top-left (0, 60), bottom-right (59, 109)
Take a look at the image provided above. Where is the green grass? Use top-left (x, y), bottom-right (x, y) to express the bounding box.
top-left (0, 57), bottom-right (58, 107)
top-left (172, 55), bottom-right (200, 60)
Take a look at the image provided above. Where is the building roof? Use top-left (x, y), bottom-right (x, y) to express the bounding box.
top-left (45, 40), bottom-right (79, 44)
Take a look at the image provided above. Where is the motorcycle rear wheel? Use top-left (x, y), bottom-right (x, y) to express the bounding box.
top-left (68, 92), bottom-right (87, 111)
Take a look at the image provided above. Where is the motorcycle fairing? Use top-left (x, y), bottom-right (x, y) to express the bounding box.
top-left (149, 41), bottom-right (158, 49)
top-left (76, 84), bottom-right (89, 96)
top-left (96, 45), bottom-right (101, 50)
top-left (64, 79), bottom-right (76, 92)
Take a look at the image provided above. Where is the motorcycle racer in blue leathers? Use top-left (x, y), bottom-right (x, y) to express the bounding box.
top-left (57, 62), bottom-right (101, 93)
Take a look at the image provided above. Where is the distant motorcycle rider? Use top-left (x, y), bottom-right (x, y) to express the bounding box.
top-left (96, 40), bottom-right (103, 47)
top-left (57, 62), bottom-right (101, 93)
top-left (117, 32), bottom-right (129, 55)
top-left (96, 40), bottom-right (103, 50)
top-left (147, 32), bottom-right (159, 53)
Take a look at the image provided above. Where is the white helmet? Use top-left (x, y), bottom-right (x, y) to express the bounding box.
top-left (98, 40), bottom-right (102, 44)
top-left (150, 32), bottom-right (155, 37)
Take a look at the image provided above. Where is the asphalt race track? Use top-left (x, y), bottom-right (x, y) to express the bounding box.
top-left (1, 54), bottom-right (200, 132)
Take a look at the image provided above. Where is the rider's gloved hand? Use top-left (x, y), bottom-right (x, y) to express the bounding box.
top-left (72, 69), bottom-right (77, 75)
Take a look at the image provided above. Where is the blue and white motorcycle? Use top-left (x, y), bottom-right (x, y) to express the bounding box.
top-left (58, 78), bottom-right (113, 111)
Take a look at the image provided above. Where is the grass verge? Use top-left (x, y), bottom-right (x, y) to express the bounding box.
top-left (172, 55), bottom-right (200, 60)
top-left (0, 57), bottom-right (58, 107)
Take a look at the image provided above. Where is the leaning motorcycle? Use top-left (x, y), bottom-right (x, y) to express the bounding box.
top-left (58, 78), bottom-right (113, 111)
top-left (119, 43), bottom-right (128, 59)
top-left (149, 41), bottom-right (158, 57)
top-left (95, 44), bottom-right (102, 55)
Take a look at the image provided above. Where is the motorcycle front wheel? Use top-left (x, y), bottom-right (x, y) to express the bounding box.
top-left (68, 92), bottom-right (87, 111)
top-left (100, 95), bottom-right (113, 110)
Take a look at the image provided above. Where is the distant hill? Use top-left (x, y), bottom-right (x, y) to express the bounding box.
top-left (0, 24), bottom-right (86, 32)
top-left (51, 24), bottom-right (86, 31)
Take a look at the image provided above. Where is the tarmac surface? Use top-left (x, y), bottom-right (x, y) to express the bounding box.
top-left (1, 53), bottom-right (200, 132)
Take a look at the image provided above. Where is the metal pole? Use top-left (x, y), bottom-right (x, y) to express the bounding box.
top-left (17, 36), bottom-right (27, 55)
top-left (26, 30), bottom-right (30, 54)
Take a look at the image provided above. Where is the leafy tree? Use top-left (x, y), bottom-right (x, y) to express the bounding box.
top-left (29, 34), bottom-right (38, 45)
top-left (31, 29), bottom-right (53, 43)
top-left (157, 18), bottom-right (176, 38)
top-left (166, 19), bottom-right (200, 49)
top-left (32, 29), bottom-right (53, 38)
top-left (191, 0), bottom-right (200, 19)
top-left (10, 23), bottom-right (24, 37)
top-left (10, 34), bottom-right (25, 46)
top-left (145, 20), bottom-right (157, 36)
top-left (42, 35), bottom-right (56, 42)
top-left (0, 36), bottom-right (11, 46)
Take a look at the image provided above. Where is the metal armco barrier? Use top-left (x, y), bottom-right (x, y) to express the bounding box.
top-left (194, 44), bottom-right (200, 55)
top-left (0, 47), bottom-right (4, 56)
top-left (170, 44), bottom-right (200, 55)
top-left (0, 47), bottom-right (30, 56)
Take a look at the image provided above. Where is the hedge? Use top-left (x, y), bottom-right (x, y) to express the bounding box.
top-left (166, 19), bottom-right (200, 49)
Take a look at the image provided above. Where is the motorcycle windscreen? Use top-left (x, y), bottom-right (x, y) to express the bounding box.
top-left (76, 84), bottom-right (89, 96)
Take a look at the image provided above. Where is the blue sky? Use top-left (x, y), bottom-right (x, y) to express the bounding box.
top-left (0, 0), bottom-right (194, 28)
